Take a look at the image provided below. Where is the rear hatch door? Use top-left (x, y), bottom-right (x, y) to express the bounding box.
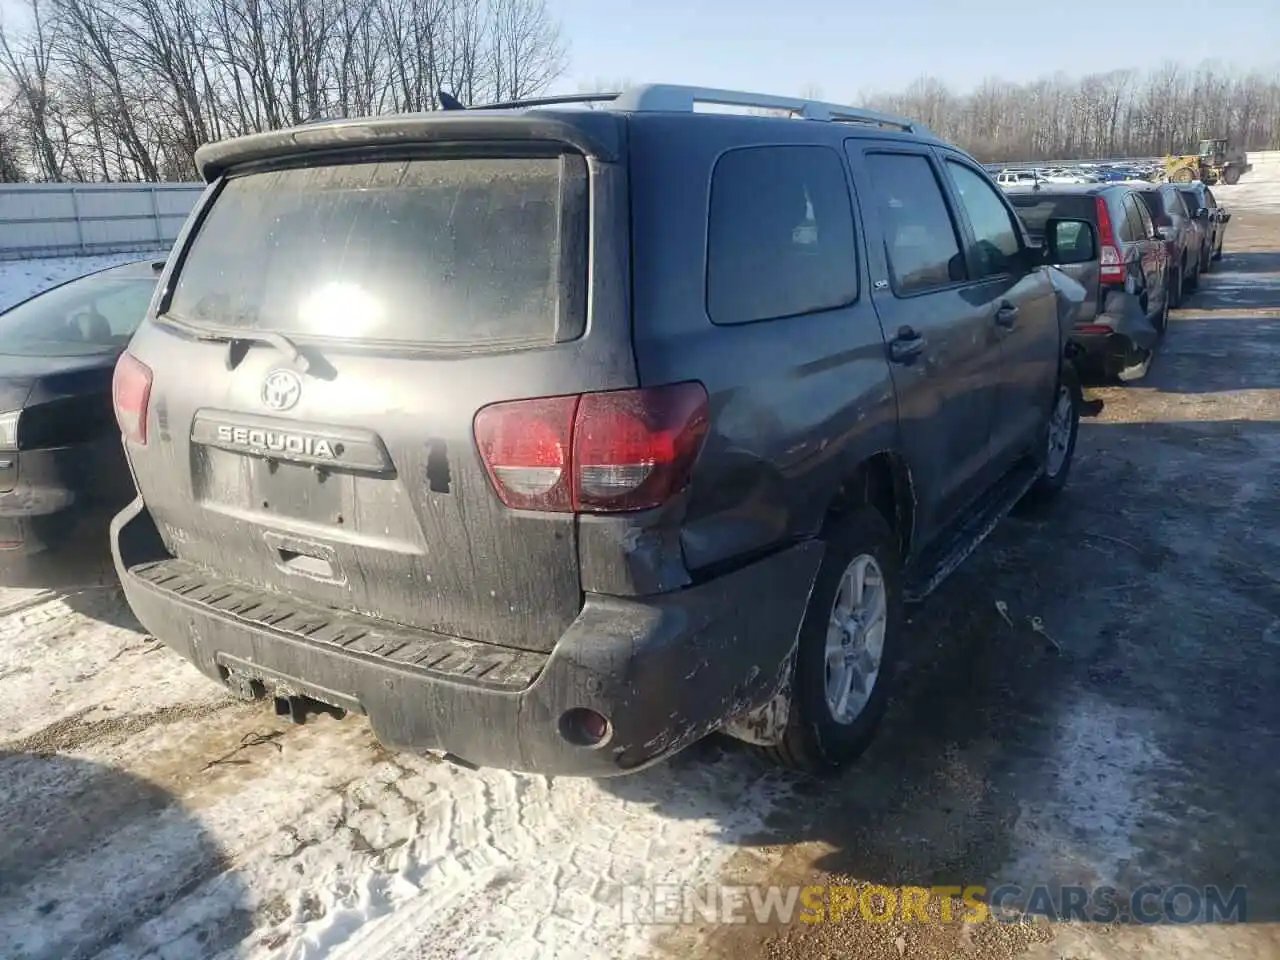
top-left (124, 139), bottom-right (632, 653)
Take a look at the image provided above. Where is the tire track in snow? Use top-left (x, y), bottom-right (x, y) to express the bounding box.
top-left (2, 588), bottom-right (795, 960)
top-left (295, 752), bottom-right (793, 960)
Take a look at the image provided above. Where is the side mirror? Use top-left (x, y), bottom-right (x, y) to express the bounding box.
top-left (1220, 211), bottom-right (1232, 223)
top-left (1042, 217), bottom-right (1097, 266)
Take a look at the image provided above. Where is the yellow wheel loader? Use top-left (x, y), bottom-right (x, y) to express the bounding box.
top-left (1164, 139), bottom-right (1252, 185)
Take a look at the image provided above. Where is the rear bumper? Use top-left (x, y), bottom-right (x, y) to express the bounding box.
top-left (112, 497), bottom-right (823, 777)
top-left (1068, 289), bottom-right (1159, 359)
top-left (0, 442), bottom-right (130, 556)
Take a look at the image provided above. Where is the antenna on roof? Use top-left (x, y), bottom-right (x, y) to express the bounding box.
top-left (438, 89), bottom-right (466, 111)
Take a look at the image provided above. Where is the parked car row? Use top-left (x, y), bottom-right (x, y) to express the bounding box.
top-left (994, 159), bottom-right (1164, 186)
top-left (1001, 177), bottom-right (1230, 380)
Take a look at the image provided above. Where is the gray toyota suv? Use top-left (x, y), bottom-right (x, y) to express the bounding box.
top-left (111, 84), bottom-right (1085, 777)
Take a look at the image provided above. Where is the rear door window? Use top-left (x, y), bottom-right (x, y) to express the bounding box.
top-left (1131, 192), bottom-right (1155, 238)
top-left (1163, 188), bottom-right (1188, 218)
top-left (166, 154), bottom-right (588, 348)
top-left (944, 160), bottom-right (1022, 277)
top-left (1137, 191), bottom-right (1165, 223)
top-left (863, 152), bottom-right (966, 295)
top-left (706, 145), bottom-right (858, 325)
top-left (1120, 195), bottom-right (1144, 242)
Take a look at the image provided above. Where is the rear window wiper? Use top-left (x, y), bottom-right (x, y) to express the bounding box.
top-left (157, 314), bottom-right (310, 373)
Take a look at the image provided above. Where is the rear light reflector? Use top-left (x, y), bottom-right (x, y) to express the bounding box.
top-left (1074, 324), bottom-right (1115, 336)
top-left (1095, 196), bottom-right (1126, 284)
top-left (473, 383), bottom-right (709, 514)
top-left (112, 352), bottom-right (153, 445)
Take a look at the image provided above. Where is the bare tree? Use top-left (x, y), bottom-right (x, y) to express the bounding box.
top-left (0, 0), bottom-right (569, 180)
top-left (860, 59), bottom-right (1280, 163)
top-left (0, 0), bottom-right (64, 179)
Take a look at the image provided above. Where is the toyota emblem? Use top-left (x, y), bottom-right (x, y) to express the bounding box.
top-left (261, 368), bottom-right (302, 411)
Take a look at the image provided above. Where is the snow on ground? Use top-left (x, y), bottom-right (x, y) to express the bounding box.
top-left (0, 575), bottom-right (791, 960)
top-left (0, 250), bottom-right (165, 312)
top-left (1212, 167), bottom-right (1280, 213)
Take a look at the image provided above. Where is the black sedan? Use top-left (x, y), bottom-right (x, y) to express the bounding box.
top-left (0, 258), bottom-right (162, 555)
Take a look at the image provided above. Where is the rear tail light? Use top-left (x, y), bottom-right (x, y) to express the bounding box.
top-left (0, 410), bottom-right (19, 450)
top-left (112, 351), bottom-right (153, 445)
top-left (1095, 196), bottom-right (1125, 284)
top-left (473, 382), bottom-right (709, 514)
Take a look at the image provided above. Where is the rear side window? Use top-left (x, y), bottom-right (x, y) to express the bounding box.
top-left (167, 154), bottom-right (587, 348)
top-left (1179, 189), bottom-right (1200, 213)
top-left (944, 160), bottom-right (1021, 278)
top-left (707, 145), bottom-right (858, 325)
top-left (864, 152), bottom-right (965, 295)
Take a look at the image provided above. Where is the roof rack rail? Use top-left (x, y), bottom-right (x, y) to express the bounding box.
top-left (464, 92), bottom-right (622, 111)
top-left (610, 84), bottom-right (928, 133)
top-left (450, 83), bottom-right (928, 134)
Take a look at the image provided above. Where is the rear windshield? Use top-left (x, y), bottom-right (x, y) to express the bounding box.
top-left (1006, 194), bottom-right (1095, 239)
top-left (166, 154), bottom-right (587, 348)
top-left (0, 273), bottom-right (156, 357)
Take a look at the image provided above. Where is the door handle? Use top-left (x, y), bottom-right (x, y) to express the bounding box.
top-left (888, 325), bottom-right (925, 364)
top-left (995, 301), bottom-right (1019, 327)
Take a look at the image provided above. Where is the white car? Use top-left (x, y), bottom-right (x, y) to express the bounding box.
top-left (996, 169), bottom-right (1042, 186)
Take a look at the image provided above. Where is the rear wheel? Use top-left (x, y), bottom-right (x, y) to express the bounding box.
top-left (1173, 167), bottom-right (1194, 184)
top-left (1183, 256), bottom-right (1198, 293)
top-left (1169, 265), bottom-right (1183, 308)
top-left (1152, 285), bottom-right (1170, 335)
top-left (760, 507), bottom-right (903, 775)
top-left (1223, 166), bottom-right (1241, 186)
top-left (1019, 364), bottom-right (1081, 509)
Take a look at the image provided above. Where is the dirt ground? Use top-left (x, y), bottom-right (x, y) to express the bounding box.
top-left (665, 211), bottom-right (1280, 959)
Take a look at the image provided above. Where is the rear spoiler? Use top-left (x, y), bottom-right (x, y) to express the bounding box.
top-left (194, 110), bottom-right (623, 182)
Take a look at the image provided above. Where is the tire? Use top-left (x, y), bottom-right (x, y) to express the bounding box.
top-left (1019, 363), bottom-right (1081, 509)
top-left (1169, 266), bottom-right (1183, 308)
top-left (1200, 244), bottom-right (1212, 274)
top-left (760, 506), bottom-right (903, 775)
top-left (1223, 166), bottom-right (1241, 186)
top-left (1173, 167), bottom-right (1194, 183)
top-left (1152, 285), bottom-right (1170, 335)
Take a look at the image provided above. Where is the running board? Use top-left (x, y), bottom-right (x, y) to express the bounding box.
top-left (903, 460), bottom-right (1041, 604)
